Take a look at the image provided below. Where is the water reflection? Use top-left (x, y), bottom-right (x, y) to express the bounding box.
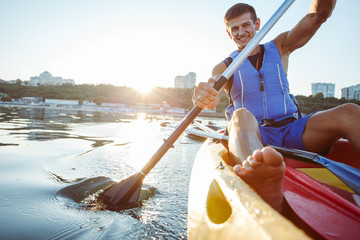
top-left (0, 105), bottom-right (141, 124)
top-left (0, 105), bottom-right (225, 239)
top-left (0, 106), bottom-right (127, 147)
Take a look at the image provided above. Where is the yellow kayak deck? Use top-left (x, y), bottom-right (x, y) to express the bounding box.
top-left (187, 140), bottom-right (310, 240)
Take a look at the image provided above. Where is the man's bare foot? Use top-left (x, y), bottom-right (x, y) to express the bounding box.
top-left (234, 146), bottom-right (285, 212)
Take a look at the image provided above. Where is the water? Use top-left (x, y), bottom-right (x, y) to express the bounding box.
top-left (0, 105), bottom-right (226, 240)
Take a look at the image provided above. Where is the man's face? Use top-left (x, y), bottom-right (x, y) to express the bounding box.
top-left (226, 12), bottom-right (260, 51)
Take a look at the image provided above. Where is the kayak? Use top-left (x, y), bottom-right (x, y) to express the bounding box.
top-left (185, 124), bottom-right (223, 142)
top-left (187, 139), bottom-right (360, 240)
top-left (161, 122), bottom-right (223, 142)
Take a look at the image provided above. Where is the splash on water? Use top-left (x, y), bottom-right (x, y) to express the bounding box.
top-left (56, 176), bottom-right (156, 213)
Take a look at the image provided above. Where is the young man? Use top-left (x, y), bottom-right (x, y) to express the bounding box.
top-left (193, 0), bottom-right (360, 212)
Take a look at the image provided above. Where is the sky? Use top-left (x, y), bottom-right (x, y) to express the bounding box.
top-left (0, 0), bottom-right (359, 98)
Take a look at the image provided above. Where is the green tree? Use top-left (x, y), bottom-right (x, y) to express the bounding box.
top-left (314, 92), bottom-right (324, 99)
top-left (0, 81), bottom-right (358, 115)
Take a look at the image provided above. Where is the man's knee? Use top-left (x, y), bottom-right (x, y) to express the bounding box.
top-left (338, 103), bottom-right (360, 119)
top-left (230, 108), bottom-right (258, 128)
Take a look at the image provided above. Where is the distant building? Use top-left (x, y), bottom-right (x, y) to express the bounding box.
top-left (174, 72), bottom-right (196, 88)
top-left (29, 71), bottom-right (75, 86)
top-left (129, 103), bottom-right (162, 113)
top-left (21, 97), bottom-right (42, 104)
top-left (311, 82), bottom-right (335, 98)
top-left (101, 103), bottom-right (127, 109)
top-left (341, 84), bottom-right (360, 101)
top-left (45, 99), bottom-right (79, 106)
top-left (82, 101), bottom-right (97, 107)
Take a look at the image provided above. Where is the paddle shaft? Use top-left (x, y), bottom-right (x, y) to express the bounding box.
top-left (140, 0), bottom-right (295, 176)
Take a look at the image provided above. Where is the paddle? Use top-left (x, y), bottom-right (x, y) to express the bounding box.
top-left (269, 145), bottom-right (360, 195)
top-left (175, 120), bottom-right (360, 195)
top-left (99, 0), bottom-right (296, 209)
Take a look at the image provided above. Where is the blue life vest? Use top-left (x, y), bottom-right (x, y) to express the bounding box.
top-left (225, 40), bottom-right (298, 123)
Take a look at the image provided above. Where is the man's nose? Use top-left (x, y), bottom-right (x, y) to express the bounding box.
top-left (239, 27), bottom-right (245, 35)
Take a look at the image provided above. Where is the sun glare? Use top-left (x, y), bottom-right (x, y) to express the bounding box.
top-left (127, 74), bottom-right (156, 94)
top-left (126, 117), bottom-right (160, 170)
top-left (135, 84), bottom-right (154, 94)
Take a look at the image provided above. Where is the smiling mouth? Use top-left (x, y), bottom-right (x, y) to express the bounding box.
top-left (238, 36), bottom-right (249, 42)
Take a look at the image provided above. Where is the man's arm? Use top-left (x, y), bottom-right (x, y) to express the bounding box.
top-left (192, 62), bottom-right (227, 110)
top-left (274, 0), bottom-right (336, 72)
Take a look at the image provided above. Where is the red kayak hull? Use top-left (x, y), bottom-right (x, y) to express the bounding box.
top-left (284, 139), bottom-right (360, 240)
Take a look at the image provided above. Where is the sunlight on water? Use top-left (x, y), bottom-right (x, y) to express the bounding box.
top-left (127, 117), bottom-right (165, 170)
top-left (0, 105), bottom-right (226, 239)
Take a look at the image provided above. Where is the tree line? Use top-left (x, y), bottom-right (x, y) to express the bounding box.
top-left (0, 82), bottom-right (359, 115)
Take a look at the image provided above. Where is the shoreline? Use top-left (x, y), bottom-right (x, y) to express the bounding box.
top-left (0, 102), bottom-right (226, 119)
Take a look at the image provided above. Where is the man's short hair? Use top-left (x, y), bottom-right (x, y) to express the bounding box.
top-left (224, 3), bottom-right (257, 27)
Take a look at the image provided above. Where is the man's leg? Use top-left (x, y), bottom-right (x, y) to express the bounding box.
top-left (228, 108), bottom-right (285, 212)
top-left (228, 108), bottom-right (263, 164)
top-left (303, 103), bottom-right (360, 153)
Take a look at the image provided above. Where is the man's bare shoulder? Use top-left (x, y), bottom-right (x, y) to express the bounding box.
top-left (273, 31), bottom-right (291, 56)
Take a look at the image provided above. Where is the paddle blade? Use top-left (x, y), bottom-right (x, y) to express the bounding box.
top-left (269, 145), bottom-right (360, 195)
top-left (315, 156), bottom-right (360, 195)
top-left (100, 172), bottom-right (144, 208)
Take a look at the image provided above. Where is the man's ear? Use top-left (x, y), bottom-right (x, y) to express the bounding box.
top-left (255, 18), bottom-right (261, 31)
top-left (226, 29), bottom-right (232, 39)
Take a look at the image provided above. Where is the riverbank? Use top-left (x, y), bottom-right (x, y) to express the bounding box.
top-left (0, 102), bottom-right (226, 119)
